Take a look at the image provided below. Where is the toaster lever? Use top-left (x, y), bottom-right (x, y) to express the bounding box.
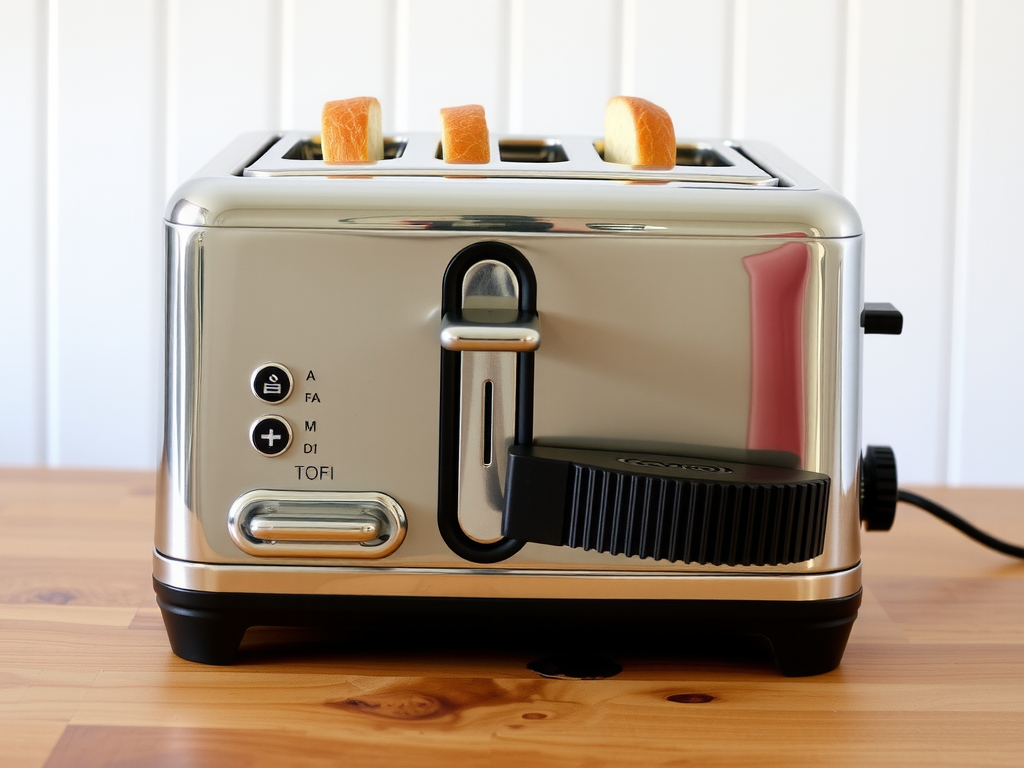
top-left (502, 445), bottom-right (831, 566)
top-left (440, 309), bottom-right (541, 352)
top-left (438, 242), bottom-right (537, 563)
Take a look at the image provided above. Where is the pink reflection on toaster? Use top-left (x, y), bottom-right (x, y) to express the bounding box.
top-left (742, 242), bottom-right (811, 464)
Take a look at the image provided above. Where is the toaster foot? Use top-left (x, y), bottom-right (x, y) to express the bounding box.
top-left (764, 622), bottom-right (857, 677)
top-left (154, 578), bottom-right (860, 674)
top-left (156, 588), bottom-right (248, 665)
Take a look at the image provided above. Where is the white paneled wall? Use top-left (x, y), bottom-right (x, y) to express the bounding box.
top-left (0, 1), bottom-right (45, 465)
top-left (1, 0), bottom-right (1022, 485)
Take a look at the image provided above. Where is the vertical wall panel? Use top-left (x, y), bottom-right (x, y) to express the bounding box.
top-left (630, 0), bottom-right (730, 138)
top-left (172, 0), bottom-right (279, 187)
top-left (0, 1), bottom-right (45, 464)
top-left (742, 0), bottom-right (845, 188)
top-left (404, 0), bottom-right (505, 132)
top-left (286, 0), bottom-right (392, 131)
top-left (0, 0), bottom-right (1021, 484)
top-left (54, 0), bottom-right (163, 468)
top-left (857, 0), bottom-right (959, 484)
top-left (957, 0), bottom-right (1024, 485)
top-left (519, 0), bottom-right (618, 135)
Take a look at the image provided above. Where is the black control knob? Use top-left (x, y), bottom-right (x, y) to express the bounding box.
top-left (861, 303), bottom-right (903, 335)
top-left (861, 445), bottom-right (898, 531)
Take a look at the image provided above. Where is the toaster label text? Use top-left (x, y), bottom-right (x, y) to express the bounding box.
top-left (295, 465), bottom-right (334, 480)
top-left (615, 458), bottom-right (733, 474)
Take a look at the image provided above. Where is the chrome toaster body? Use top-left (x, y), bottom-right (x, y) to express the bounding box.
top-left (155, 132), bottom-right (868, 674)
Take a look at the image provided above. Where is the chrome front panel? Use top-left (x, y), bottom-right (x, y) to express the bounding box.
top-left (154, 550), bottom-right (861, 602)
top-left (157, 221), bottom-right (864, 592)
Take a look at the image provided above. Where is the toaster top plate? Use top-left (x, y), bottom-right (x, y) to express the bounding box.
top-left (244, 132), bottom-right (779, 186)
top-left (166, 132), bottom-right (862, 238)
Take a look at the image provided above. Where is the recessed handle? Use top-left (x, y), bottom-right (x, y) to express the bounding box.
top-left (440, 310), bottom-right (541, 352)
top-left (227, 490), bottom-right (406, 558)
top-left (248, 515), bottom-right (381, 542)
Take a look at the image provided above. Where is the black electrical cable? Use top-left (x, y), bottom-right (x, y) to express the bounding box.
top-left (897, 489), bottom-right (1024, 559)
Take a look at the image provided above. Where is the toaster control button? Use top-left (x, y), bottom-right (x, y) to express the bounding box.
top-left (250, 415), bottom-right (293, 456)
top-left (251, 363), bottom-right (293, 403)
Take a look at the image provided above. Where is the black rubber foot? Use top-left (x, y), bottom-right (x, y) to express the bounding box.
top-left (766, 619), bottom-right (856, 676)
top-left (154, 578), bottom-right (860, 674)
top-left (156, 595), bottom-right (248, 665)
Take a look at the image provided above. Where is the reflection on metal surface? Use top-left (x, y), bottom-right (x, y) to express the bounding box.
top-left (463, 260), bottom-right (518, 305)
top-left (155, 226), bottom-right (204, 561)
top-left (456, 260), bottom-right (521, 544)
top-left (153, 548), bottom-right (862, 602)
top-left (744, 242), bottom-right (811, 463)
top-left (168, 199), bottom-right (210, 226)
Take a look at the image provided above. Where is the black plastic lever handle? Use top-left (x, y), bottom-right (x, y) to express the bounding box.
top-left (503, 445), bottom-right (831, 567)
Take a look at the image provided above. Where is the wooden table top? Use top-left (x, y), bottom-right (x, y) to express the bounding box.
top-left (1, 468), bottom-right (1022, 767)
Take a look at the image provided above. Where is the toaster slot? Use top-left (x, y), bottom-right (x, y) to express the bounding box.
top-left (282, 136), bottom-right (408, 161)
top-left (498, 139), bottom-right (568, 163)
top-left (438, 243), bottom-right (538, 563)
top-left (593, 141), bottom-right (731, 167)
top-left (244, 132), bottom-right (778, 184)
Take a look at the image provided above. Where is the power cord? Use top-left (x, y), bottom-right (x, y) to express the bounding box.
top-left (897, 489), bottom-right (1024, 560)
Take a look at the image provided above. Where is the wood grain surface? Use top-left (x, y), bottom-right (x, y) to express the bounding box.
top-left (1, 468), bottom-right (1022, 767)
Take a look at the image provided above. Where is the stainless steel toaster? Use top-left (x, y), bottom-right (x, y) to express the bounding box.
top-left (154, 132), bottom-right (901, 675)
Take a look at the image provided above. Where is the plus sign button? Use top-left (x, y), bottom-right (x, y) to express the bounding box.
top-left (250, 416), bottom-right (292, 457)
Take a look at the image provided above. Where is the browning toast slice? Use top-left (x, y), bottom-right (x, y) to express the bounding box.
top-left (321, 96), bottom-right (384, 163)
top-left (440, 104), bottom-right (491, 164)
top-left (603, 96), bottom-right (676, 169)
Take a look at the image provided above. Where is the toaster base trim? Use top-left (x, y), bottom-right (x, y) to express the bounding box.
top-left (154, 577), bottom-right (861, 676)
top-left (153, 549), bottom-right (860, 602)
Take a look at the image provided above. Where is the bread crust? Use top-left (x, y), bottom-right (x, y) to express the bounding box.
top-left (440, 104), bottom-right (490, 164)
top-left (321, 97), bottom-right (384, 164)
top-left (604, 96), bottom-right (676, 169)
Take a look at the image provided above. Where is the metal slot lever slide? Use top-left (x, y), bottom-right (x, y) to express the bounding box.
top-left (437, 243), bottom-right (538, 563)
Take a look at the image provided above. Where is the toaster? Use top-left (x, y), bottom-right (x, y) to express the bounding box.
top-left (154, 131), bottom-right (902, 675)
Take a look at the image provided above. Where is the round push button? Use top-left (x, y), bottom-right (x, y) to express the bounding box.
top-left (251, 363), bottom-right (293, 404)
top-left (250, 416), bottom-right (292, 457)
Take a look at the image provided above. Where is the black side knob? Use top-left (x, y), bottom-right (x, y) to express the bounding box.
top-left (861, 445), bottom-right (898, 531)
top-left (861, 303), bottom-right (903, 334)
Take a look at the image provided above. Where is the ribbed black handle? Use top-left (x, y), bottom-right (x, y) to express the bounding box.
top-left (503, 445), bottom-right (831, 566)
